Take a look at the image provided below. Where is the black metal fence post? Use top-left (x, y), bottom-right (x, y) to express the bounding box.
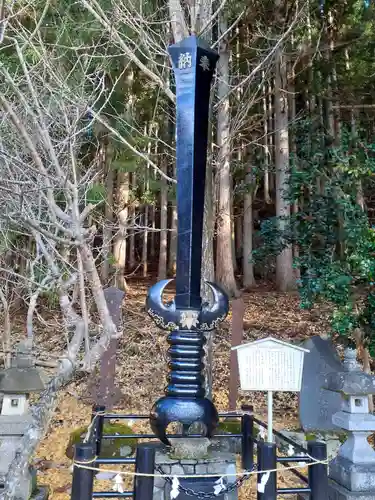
top-left (134, 445), bottom-right (156, 500)
top-left (71, 443), bottom-right (95, 500)
top-left (241, 413), bottom-right (254, 471)
top-left (308, 441), bottom-right (328, 500)
top-left (257, 441), bottom-right (277, 500)
top-left (92, 404), bottom-right (105, 456)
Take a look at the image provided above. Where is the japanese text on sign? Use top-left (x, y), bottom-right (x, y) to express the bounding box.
top-left (237, 346), bottom-right (304, 392)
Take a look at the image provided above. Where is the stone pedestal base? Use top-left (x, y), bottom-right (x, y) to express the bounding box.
top-left (0, 466), bottom-right (36, 499)
top-left (330, 456), bottom-right (375, 492)
top-left (298, 480), bottom-right (375, 500)
top-left (10, 486), bottom-right (49, 500)
top-left (0, 470), bottom-right (49, 500)
top-left (153, 445), bottom-right (238, 500)
top-left (328, 479), bottom-right (375, 500)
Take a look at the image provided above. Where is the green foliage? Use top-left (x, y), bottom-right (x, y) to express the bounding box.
top-left (140, 189), bottom-right (156, 205)
top-left (107, 254), bottom-right (118, 266)
top-left (40, 290), bottom-right (60, 309)
top-left (86, 185), bottom-right (106, 205)
top-left (254, 118), bottom-right (375, 350)
top-left (0, 230), bottom-right (19, 256)
top-left (113, 158), bottom-right (139, 173)
top-left (167, 183), bottom-right (177, 203)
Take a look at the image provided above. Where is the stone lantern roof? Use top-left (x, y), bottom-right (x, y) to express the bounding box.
top-left (323, 347), bottom-right (375, 395)
top-left (0, 342), bottom-right (45, 394)
top-left (324, 370), bottom-right (375, 396)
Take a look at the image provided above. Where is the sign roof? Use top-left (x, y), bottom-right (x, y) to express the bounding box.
top-left (231, 336), bottom-right (310, 353)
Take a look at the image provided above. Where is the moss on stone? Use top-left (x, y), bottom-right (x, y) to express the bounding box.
top-left (66, 422), bottom-right (137, 459)
top-left (305, 433), bottom-right (316, 441)
top-left (305, 431), bottom-right (347, 444)
top-left (217, 419), bottom-right (259, 438)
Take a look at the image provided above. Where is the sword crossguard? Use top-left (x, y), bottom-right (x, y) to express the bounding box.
top-left (146, 279), bottom-right (229, 332)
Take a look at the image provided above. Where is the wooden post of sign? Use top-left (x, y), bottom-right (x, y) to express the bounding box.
top-left (97, 287), bottom-right (125, 408)
top-left (86, 287), bottom-right (125, 408)
top-left (267, 390), bottom-right (273, 443)
top-left (229, 298), bottom-right (245, 410)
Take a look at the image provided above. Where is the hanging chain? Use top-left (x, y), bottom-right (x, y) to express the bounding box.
top-left (155, 464), bottom-right (256, 499)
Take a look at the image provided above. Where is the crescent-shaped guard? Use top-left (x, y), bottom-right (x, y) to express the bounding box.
top-left (199, 282), bottom-right (229, 331)
top-left (146, 279), bottom-right (229, 331)
top-left (146, 279), bottom-right (178, 331)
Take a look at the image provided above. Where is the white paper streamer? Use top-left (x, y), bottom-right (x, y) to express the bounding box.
top-left (299, 452), bottom-right (308, 466)
top-left (171, 476), bottom-right (180, 499)
top-left (96, 471), bottom-right (116, 480)
top-left (287, 444), bottom-right (295, 456)
top-left (213, 477), bottom-right (226, 496)
top-left (112, 474), bottom-right (124, 493)
top-left (258, 425), bottom-right (266, 440)
top-left (257, 472), bottom-right (270, 493)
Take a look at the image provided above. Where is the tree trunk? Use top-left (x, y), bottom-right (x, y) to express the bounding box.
top-left (201, 87), bottom-right (216, 402)
top-left (235, 212), bottom-right (242, 265)
top-left (288, 56), bottom-right (300, 281)
top-left (201, 124), bottom-right (215, 292)
top-left (113, 171), bottom-right (129, 290)
top-left (112, 69), bottom-right (133, 290)
top-left (168, 163), bottom-right (177, 275)
top-left (274, 45), bottom-right (295, 291)
top-left (215, 13), bottom-right (238, 297)
top-left (150, 136), bottom-right (158, 260)
top-left (263, 71), bottom-right (272, 204)
top-left (142, 205), bottom-right (148, 277)
top-left (142, 135), bottom-right (152, 278)
top-left (158, 158), bottom-right (168, 280)
top-left (268, 78), bottom-right (275, 193)
top-left (128, 173), bottom-right (136, 270)
top-left (345, 50), bottom-right (364, 210)
top-left (231, 187), bottom-right (237, 274)
top-left (101, 138), bottom-right (114, 283)
top-left (243, 163), bottom-right (255, 289)
top-left (0, 285), bottom-right (11, 368)
top-left (150, 204), bottom-right (156, 259)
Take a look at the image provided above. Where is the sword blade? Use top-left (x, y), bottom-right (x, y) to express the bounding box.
top-left (168, 36), bottom-right (219, 309)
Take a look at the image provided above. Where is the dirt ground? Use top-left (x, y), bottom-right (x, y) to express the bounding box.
top-left (31, 280), bottom-right (331, 499)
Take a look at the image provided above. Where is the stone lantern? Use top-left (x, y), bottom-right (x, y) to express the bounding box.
top-left (0, 344), bottom-right (45, 415)
top-left (324, 348), bottom-right (375, 499)
top-left (0, 342), bottom-right (48, 499)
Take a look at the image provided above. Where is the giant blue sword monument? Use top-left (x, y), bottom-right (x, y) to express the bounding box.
top-left (146, 35), bottom-right (229, 445)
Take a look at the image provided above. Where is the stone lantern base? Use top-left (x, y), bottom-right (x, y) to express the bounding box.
top-left (329, 456), bottom-right (375, 493)
top-left (30, 486), bottom-right (50, 500)
top-left (0, 469), bottom-right (49, 500)
top-left (328, 479), bottom-right (375, 500)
